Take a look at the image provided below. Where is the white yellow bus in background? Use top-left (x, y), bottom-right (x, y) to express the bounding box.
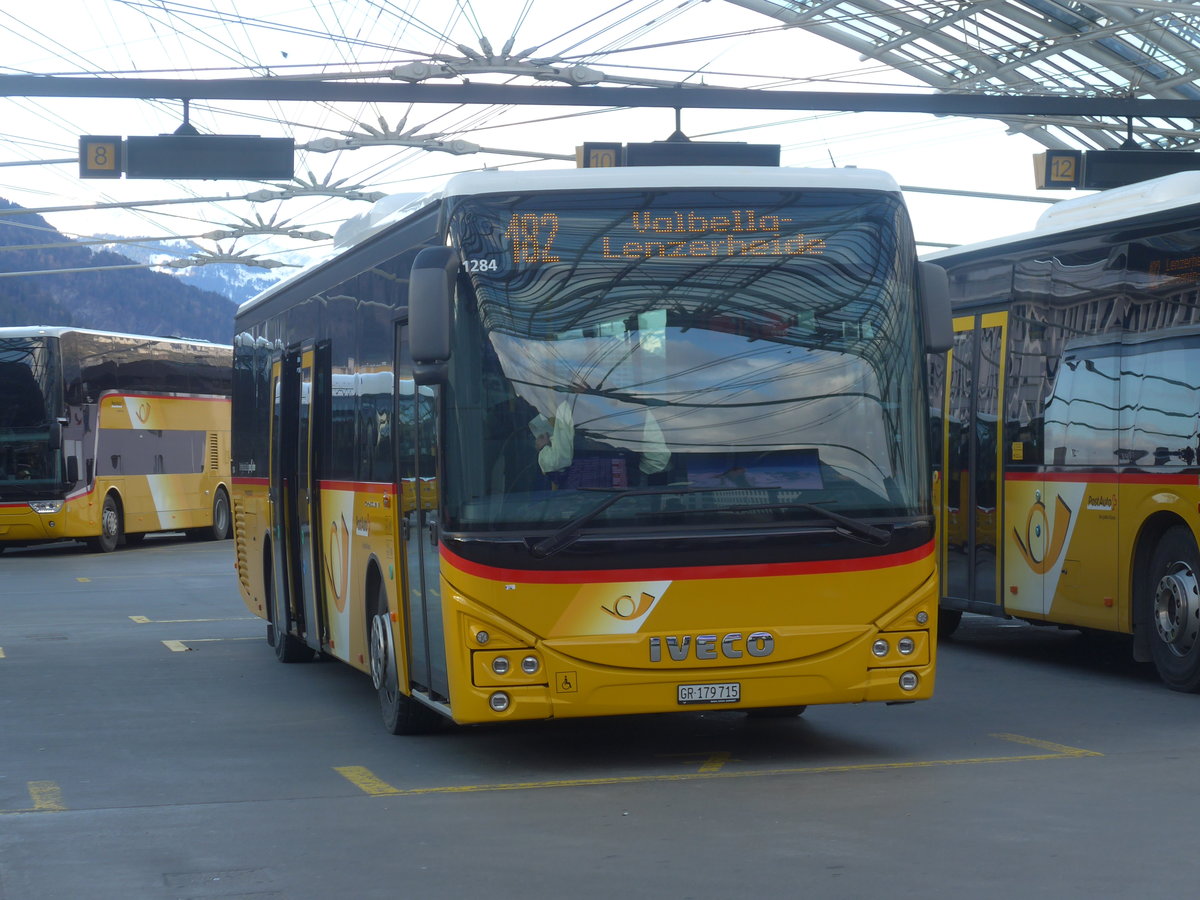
top-left (929, 172), bottom-right (1200, 691)
top-left (0, 326), bottom-right (232, 552)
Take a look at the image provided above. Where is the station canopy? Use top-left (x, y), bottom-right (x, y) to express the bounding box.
top-left (725, 0), bottom-right (1200, 151)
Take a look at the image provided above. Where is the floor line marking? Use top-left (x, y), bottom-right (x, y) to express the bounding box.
top-left (0, 647), bottom-right (6, 658)
top-left (991, 732), bottom-right (1103, 757)
top-left (335, 734), bottom-right (1103, 798)
top-left (28, 781), bottom-right (65, 811)
top-left (162, 638), bottom-right (260, 651)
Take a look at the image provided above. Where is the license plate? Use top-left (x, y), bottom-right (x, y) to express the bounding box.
top-left (677, 682), bottom-right (740, 705)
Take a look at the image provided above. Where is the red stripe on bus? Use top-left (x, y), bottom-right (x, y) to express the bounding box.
top-left (232, 477), bottom-right (270, 486)
top-left (316, 480), bottom-right (393, 494)
top-left (440, 540), bottom-right (935, 585)
top-left (1005, 471), bottom-right (1196, 485)
top-left (104, 392), bottom-right (229, 402)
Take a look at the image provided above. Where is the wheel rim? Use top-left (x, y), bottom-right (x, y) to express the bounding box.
top-left (369, 613), bottom-right (395, 696)
top-left (1153, 560), bottom-right (1200, 657)
top-left (102, 502), bottom-right (119, 538)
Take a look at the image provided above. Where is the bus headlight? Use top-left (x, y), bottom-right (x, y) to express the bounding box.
top-left (28, 500), bottom-right (63, 514)
top-left (871, 639), bottom-right (890, 657)
top-left (489, 691), bottom-right (510, 712)
top-left (915, 611), bottom-right (929, 625)
top-left (899, 671), bottom-right (919, 691)
top-left (491, 656), bottom-right (510, 675)
top-left (521, 655), bottom-right (540, 675)
top-left (898, 637), bottom-right (915, 655)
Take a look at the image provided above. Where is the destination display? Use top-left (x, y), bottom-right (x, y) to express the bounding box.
top-left (499, 208), bottom-right (827, 265)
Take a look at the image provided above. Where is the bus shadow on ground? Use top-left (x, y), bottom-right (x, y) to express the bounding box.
top-left (942, 613), bottom-right (1159, 685)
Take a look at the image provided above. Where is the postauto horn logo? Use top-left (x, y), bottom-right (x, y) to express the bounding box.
top-left (1013, 493), bottom-right (1073, 575)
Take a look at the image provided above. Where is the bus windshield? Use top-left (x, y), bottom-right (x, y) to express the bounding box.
top-left (0, 336), bottom-right (61, 496)
top-left (442, 187), bottom-right (928, 533)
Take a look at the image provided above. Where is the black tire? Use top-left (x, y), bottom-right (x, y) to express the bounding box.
top-left (210, 488), bottom-right (231, 540)
top-left (186, 487), bottom-right (231, 541)
top-left (369, 581), bottom-right (442, 735)
top-left (745, 706), bottom-right (807, 718)
top-left (266, 553), bottom-right (312, 664)
top-left (87, 494), bottom-right (121, 553)
top-left (1147, 526), bottom-right (1200, 692)
top-left (938, 607), bottom-right (963, 639)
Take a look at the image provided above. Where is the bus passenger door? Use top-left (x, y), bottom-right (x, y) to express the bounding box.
top-left (270, 347), bottom-right (322, 651)
top-left (943, 313), bottom-right (1006, 616)
top-left (292, 348), bottom-right (322, 650)
top-left (395, 327), bottom-right (450, 702)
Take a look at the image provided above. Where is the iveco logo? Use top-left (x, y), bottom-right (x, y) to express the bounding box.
top-left (648, 632), bottom-right (774, 662)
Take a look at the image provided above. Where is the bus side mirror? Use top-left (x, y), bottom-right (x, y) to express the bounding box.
top-left (409, 246), bottom-right (459, 384)
top-left (919, 261), bottom-right (953, 354)
top-left (48, 419), bottom-right (64, 451)
top-left (66, 456), bottom-right (79, 485)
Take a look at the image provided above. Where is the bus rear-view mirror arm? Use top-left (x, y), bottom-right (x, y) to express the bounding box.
top-left (409, 246), bottom-right (459, 384)
top-left (919, 261), bottom-right (952, 354)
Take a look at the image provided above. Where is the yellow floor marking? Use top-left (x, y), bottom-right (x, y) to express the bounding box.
top-left (336, 734), bottom-right (1102, 798)
top-left (336, 766), bottom-right (404, 796)
top-left (132, 615), bottom-right (256, 624)
top-left (2, 781), bottom-right (67, 814)
top-left (698, 751), bottom-right (732, 773)
top-left (76, 578), bottom-right (90, 583)
top-left (993, 732), bottom-right (1103, 757)
top-left (0, 647), bottom-right (5, 659)
top-left (661, 751), bottom-right (734, 773)
top-left (162, 637), bottom-right (260, 651)
top-left (25, 781), bottom-right (65, 812)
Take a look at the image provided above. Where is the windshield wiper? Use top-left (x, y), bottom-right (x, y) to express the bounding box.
top-left (529, 488), bottom-right (890, 559)
top-left (531, 486), bottom-right (722, 559)
top-left (647, 501), bottom-right (891, 546)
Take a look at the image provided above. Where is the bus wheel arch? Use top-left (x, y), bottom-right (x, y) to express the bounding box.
top-left (366, 562), bottom-right (441, 735)
top-left (87, 490), bottom-right (123, 553)
top-left (1137, 519), bottom-right (1200, 691)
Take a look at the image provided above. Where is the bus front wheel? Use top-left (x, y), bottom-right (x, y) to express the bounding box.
top-left (369, 583), bottom-right (442, 735)
top-left (87, 494), bottom-right (121, 553)
top-left (1147, 525), bottom-right (1200, 692)
top-left (266, 552), bottom-right (312, 664)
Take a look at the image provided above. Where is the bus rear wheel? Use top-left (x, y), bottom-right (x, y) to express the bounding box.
top-left (1147, 525), bottom-right (1200, 692)
top-left (369, 583), bottom-right (442, 735)
top-left (187, 487), bottom-right (231, 541)
top-left (87, 494), bottom-right (121, 553)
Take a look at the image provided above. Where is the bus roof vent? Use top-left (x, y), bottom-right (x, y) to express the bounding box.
top-left (1036, 171), bottom-right (1200, 233)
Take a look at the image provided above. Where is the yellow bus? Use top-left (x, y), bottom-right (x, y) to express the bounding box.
top-left (928, 172), bottom-right (1200, 690)
top-left (0, 326), bottom-right (232, 553)
top-left (232, 156), bottom-right (952, 733)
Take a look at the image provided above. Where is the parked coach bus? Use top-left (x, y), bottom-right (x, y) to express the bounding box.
top-left (0, 326), bottom-right (232, 553)
top-left (232, 158), bottom-right (952, 734)
top-left (928, 171), bottom-right (1200, 691)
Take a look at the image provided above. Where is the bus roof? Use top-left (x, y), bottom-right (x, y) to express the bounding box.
top-left (0, 325), bottom-right (230, 348)
top-left (925, 171), bottom-right (1200, 265)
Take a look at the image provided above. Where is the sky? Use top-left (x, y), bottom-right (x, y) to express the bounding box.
top-left (0, 0), bottom-right (1080, 276)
